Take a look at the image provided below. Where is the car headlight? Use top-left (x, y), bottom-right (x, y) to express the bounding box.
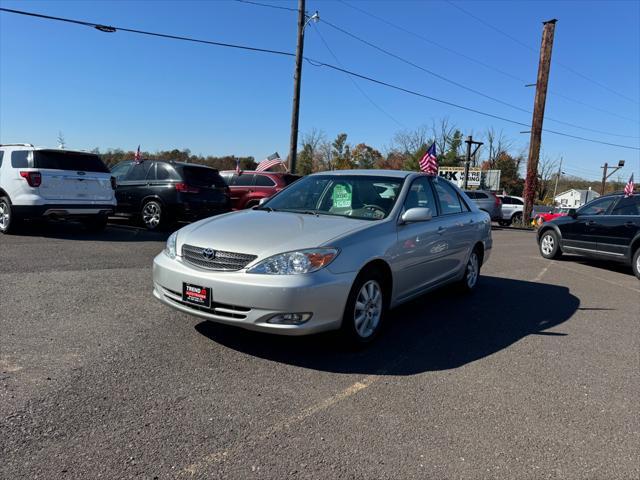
top-left (165, 231), bottom-right (178, 259)
top-left (247, 248), bottom-right (339, 275)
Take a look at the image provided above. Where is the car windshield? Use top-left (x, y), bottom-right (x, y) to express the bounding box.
top-left (263, 174), bottom-right (404, 220)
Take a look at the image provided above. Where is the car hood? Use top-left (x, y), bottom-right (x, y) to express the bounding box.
top-left (176, 209), bottom-right (373, 258)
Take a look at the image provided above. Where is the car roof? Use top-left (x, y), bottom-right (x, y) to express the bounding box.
top-left (310, 169), bottom-right (413, 179)
top-left (220, 170), bottom-right (295, 176)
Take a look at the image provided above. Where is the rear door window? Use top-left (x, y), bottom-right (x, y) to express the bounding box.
top-left (11, 151), bottom-right (30, 168)
top-left (233, 174), bottom-right (255, 187)
top-left (255, 175), bottom-right (276, 187)
top-left (156, 163), bottom-right (178, 181)
top-left (33, 150), bottom-right (109, 173)
top-left (611, 196), bottom-right (640, 216)
top-left (126, 162), bottom-right (153, 181)
top-left (511, 197), bottom-right (524, 205)
top-left (181, 166), bottom-right (226, 188)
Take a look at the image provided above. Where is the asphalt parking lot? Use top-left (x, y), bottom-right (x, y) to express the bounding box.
top-left (1, 222), bottom-right (638, 479)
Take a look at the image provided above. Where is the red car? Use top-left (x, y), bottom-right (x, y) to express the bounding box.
top-left (533, 207), bottom-right (572, 226)
top-left (220, 170), bottom-right (300, 209)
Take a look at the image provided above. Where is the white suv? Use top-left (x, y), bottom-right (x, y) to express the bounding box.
top-left (496, 195), bottom-right (524, 226)
top-left (0, 144), bottom-right (116, 234)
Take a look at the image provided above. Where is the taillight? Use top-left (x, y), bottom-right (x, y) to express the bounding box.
top-left (110, 176), bottom-right (117, 190)
top-left (175, 182), bottom-right (200, 194)
top-left (494, 195), bottom-right (501, 206)
top-left (20, 171), bottom-right (42, 187)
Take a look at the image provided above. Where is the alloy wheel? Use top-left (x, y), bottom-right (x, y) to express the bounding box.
top-left (353, 280), bottom-right (383, 339)
top-left (466, 251), bottom-right (479, 289)
top-left (142, 202), bottom-right (161, 228)
top-left (541, 234), bottom-right (555, 256)
top-left (0, 201), bottom-right (9, 231)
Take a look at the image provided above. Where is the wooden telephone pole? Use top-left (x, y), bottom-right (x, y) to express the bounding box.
top-left (288, 0), bottom-right (306, 175)
top-left (523, 19), bottom-right (557, 223)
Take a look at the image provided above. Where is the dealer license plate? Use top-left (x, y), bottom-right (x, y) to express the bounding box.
top-left (182, 283), bottom-right (211, 308)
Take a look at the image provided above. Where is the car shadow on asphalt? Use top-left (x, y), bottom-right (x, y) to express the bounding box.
top-left (555, 255), bottom-right (635, 277)
top-left (11, 219), bottom-right (171, 242)
top-left (194, 275), bottom-right (580, 376)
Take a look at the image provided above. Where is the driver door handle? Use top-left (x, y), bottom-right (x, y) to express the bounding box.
top-left (586, 220), bottom-right (597, 226)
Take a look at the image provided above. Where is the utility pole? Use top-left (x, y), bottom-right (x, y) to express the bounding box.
top-left (600, 160), bottom-right (625, 194)
top-left (523, 19), bottom-right (557, 223)
top-left (463, 135), bottom-right (483, 189)
top-left (552, 156), bottom-right (563, 202)
top-left (288, 0), bottom-right (306, 175)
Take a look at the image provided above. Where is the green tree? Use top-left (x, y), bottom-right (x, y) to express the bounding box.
top-left (332, 133), bottom-right (353, 170)
top-left (351, 143), bottom-right (383, 169)
top-left (297, 144), bottom-right (314, 175)
top-left (441, 129), bottom-right (463, 166)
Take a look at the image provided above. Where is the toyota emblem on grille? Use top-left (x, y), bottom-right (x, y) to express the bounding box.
top-left (202, 248), bottom-right (216, 260)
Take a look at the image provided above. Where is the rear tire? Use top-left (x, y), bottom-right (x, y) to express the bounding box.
top-left (632, 248), bottom-right (640, 280)
top-left (0, 196), bottom-right (20, 234)
top-left (141, 200), bottom-right (165, 230)
top-left (512, 212), bottom-right (523, 226)
top-left (340, 269), bottom-right (388, 347)
top-left (539, 229), bottom-right (562, 259)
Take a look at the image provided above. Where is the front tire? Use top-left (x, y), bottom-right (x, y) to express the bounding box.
top-left (341, 270), bottom-right (387, 346)
top-left (539, 230), bottom-right (562, 259)
top-left (632, 248), bottom-right (640, 280)
top-left (458, 247), bottom-right (481, 292)
top-left (0, 197), bottom-right (20, 234)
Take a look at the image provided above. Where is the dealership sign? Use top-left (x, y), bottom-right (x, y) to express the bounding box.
top-left (438, 167), bottom-right (501, 190)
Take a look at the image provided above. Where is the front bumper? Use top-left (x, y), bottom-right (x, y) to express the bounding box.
top-left (152, 252), bottom-right (355, 335)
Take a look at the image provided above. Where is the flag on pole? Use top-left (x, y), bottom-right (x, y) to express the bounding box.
top-left (419, 143), bottom-right (438, 175)
top-left (134, 145), bottom-right (142, 164)
top-left (235, 158), bottom-right (241, 175)
top-left (256, 152), bottom-right (285, 172)
top-left (623, 173), bottom-right (635, 197)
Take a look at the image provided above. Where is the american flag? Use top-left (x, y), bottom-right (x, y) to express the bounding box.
top-left (134, 145), bottom-right (142, 164)
top-left (256, 152), bottom-right (285, 172)
top-left (235, 158), bottom-right (241, 175)
top-left (623, 173), bottom-right (635, 197)
top-left (419, 143), bottom-right (438, 175)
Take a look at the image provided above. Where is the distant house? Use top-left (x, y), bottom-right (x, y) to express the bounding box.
top-left (554, 188), bottom-right (600, 207)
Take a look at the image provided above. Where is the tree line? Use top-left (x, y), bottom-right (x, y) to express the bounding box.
top-left (90, 118), bottom-right (623, 203)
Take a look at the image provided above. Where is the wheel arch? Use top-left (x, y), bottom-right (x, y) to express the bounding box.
top-left (356, 259), bottom-right (393, 307)
top-left (630, 233), bottom-right (640, 260)
top-left (0, 188), bottom-right (10, 201)
top-left (140, 195), bottom-right (165, 210)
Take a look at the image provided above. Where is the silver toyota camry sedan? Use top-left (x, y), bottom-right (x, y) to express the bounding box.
top-left (153, 170), bottom-right (492, 344)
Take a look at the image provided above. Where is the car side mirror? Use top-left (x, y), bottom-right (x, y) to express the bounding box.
top-left (568, 208), bottom-right (577, 217)
top-left (400, 207), bottom-right (432, 224)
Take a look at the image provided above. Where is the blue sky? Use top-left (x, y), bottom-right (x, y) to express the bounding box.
top-left (1, 0), bottom-right (638, 181)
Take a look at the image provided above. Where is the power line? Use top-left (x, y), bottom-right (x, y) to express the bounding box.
top-left (1, 7), bottom-right (638, 151)
top-left (445, 0), bottom-right (640, 105)
top-left (320, 18), bottom-right (639, 139)
top-left (337, 0), bottom-right (639, 125)
top-left (310, 23), bottom-right (405, 128)
top-left (233, 0), bottom-right (297, 12)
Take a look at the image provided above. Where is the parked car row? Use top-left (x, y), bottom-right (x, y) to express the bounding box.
top-left (0, 144), bottom-right (302, 234)
top-left (537, 191), bottom-right (640, 279)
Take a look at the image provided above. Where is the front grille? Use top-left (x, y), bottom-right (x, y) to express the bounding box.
top-left (182, 244), bottom-right (257, 271)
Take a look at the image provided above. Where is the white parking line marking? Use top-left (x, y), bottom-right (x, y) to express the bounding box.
top-left (182, 354), bottom-right (410, 476)
top-left (533, 261), bottom-right (554, 282)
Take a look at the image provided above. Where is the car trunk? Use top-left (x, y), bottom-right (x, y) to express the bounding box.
top-left (34, 150), bottom-right (113, 201)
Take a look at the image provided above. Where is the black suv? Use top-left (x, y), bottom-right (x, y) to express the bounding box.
top-left (537, 192), bottom-right (640, 278)
top-left (110, 160), bottom-right (231, 229)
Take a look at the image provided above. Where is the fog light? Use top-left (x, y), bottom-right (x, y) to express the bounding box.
top-left (267, 313), bottom-right (312, 325)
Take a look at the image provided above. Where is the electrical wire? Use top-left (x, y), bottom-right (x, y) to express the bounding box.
top-left (1, 7), bottom-right (638, 151)
top-left (321, 19), bottom-right (639, 139)
top-left (233, 0), bottom-right (297, 12)
top-left (444, 0), bottom-right (640, 105)
top-left (310, 23), bottom-right (405, 128)
top-left (337, 0), bottom-right (640, 125)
